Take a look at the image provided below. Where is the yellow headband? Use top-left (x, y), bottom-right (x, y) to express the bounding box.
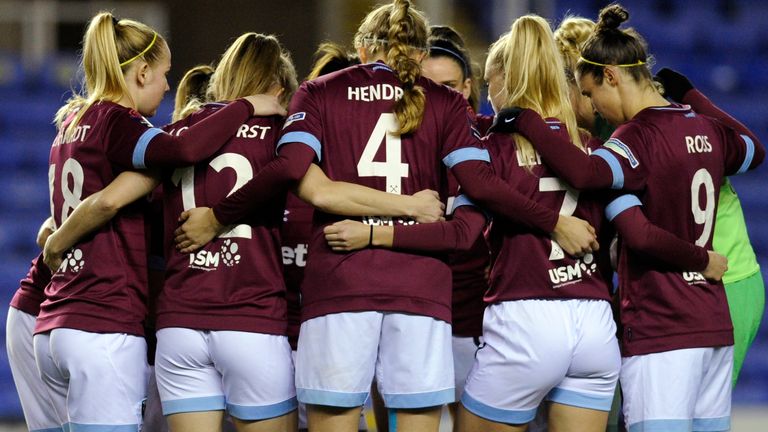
top-left (120, 32), bottom-right (158, 67)
top-left (579, 56), bottom-right (645, 68)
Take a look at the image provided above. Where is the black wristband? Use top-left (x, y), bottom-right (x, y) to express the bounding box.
top-left (368, 224), bottom-right (374, 248)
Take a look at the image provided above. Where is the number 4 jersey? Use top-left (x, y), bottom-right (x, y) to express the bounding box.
top-left (156, 104), bottom-right (287, 335)
top-left (598, 104), bottom-right (758, 356)
top-left (279, 62), bottom-right (487, 324)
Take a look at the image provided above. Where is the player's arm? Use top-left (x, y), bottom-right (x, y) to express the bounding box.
top-left (44, 171), bottom-right (160, 270)
top-left (296, 164), bottom-right (444, 222)
top-left (606, 194), bottom-right (726, 280)
top-left (36, 217), bottom-right (56, 248)
top-left (494, 108), bottom-right (616, 190)
top-left (112, 95), bottom-right (285, 170)
top-left (451, 160), bottom-right (598, 257)
top-left (324, 199), bottom-right (486, 253)
top-left (655, 68), bottom-right (765, 172)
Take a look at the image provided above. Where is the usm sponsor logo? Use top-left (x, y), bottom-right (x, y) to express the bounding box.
top-left (189, 240), bottom-right (241, 271)
top-left (548, 254), bottom-right (597, 288)
top-left (58, 248), bottom-right (85, 273)
top-left (362, 215), bottom-right (417, 226)
top-left (682, 271), bottom-right (707, 284)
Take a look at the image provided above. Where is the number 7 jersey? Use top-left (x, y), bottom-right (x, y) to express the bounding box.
top-left (279, 62), bottom-right (488, 324)
top-left (597, 104), bottom-right (758, 356)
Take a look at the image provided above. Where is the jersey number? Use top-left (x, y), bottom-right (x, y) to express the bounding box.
top-left (171, 153), bottom-right (253, 239)
top-left (49, 158), bottom-right (85, 225)
top-left (539, 177), bottom-right (580, 260)
top-left (691, 168), bottom-right (715, 247)
top-left (357, 113), bottom-right (409, 195)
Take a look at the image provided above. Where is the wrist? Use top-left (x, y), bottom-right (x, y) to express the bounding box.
top-left (208, 208), bottom-right (225, 234)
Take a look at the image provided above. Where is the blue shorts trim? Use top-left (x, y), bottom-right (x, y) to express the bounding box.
top-left (460, 392), bottom-right (536, 424)
top-left (593, 148), bottom-right (624, 189)
top-left (736, 134), bottom-right (755, 174)
top-left (605, 194), bottom-right (642, 222)
top-left (67, 423), bottom-right (140, 432)
top-left (277, 131), bottom-right (322, 162)
top-left (227, 397), bottom-right (298, 420)
top-left (381, 388), bottom-right (454, 409)
top-left (628, 419), bottom-right (692, 432)
top-left (161, 395), bottom-right (226, 415)
top-left (442, 147), bottom-right (491, 169)
top-left (32, 428), bottom-right (64, 432)
top-left (546, 387), bottom-right (614, 411)
top-left (692, 416), bottom-right (730, 431)
top-left (132, 128), bottom-right (163, 169)
top-left (296, 388), bottom-right (368, 408)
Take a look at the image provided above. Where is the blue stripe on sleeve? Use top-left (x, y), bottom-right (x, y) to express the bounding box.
top-left (605, 194), bottom-right (642, 222)
top-left (442, 147), bottom-right (491, 169)
top-left (132, 128), bottom-right (164, 169)
top-left (736, 134), bottom-right (755, 174)
top-left (450, 194), bottom-right (477, 213)
top-left (277, 131), bottom-right (322, 162)
top-left (593, 148), bottom-right (625, 189)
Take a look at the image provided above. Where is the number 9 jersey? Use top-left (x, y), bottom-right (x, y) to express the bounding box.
top-left (596, 104), bottom-right (758, 356)
top-left (279, 62), bottom-right (488, 324)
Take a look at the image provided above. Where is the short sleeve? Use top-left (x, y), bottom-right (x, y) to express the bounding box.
top-left (715, 120), bottom-right (758, 176)
top-left (277, 82), bottom-right (323, 162)
top-left (591, 123), bottom-right (649, 191)
top-left (440, 92), bottom-right (490, 169)
top-left (104, 108), bottom-right (159, 171)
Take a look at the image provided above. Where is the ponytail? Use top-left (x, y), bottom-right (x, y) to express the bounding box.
top-left (56, 11), bottom-right (166, 139)
top-left (173, 65), bottom-right (214, 122)
top-left (354, 0), bottom-right (428, 135)
top-left (496, 15), bottom-right (584, 169)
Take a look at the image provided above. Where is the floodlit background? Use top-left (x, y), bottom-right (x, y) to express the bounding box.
top-left (0, 0), bottom-right (765, 430)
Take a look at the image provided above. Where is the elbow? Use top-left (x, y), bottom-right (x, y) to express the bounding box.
top-left (90, 193), bottom-right (122, 218)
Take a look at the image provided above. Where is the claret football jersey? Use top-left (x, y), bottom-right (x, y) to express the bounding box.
top-left (279, 62), bottom-right (488, 323)
top-left (596, 104), bottom-right (757, 355)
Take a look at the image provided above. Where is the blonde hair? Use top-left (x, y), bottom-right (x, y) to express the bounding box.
top-left (55, 11), bottom-right (167, 139)
top-left (172, 64), bottom-right (214, 121)
top-left (307, 42), bottom-right (359, 81)
top-left (554, 16), bottom-right (596, 84)
top-left (353, 0), bottom-right (429, 135)
top-left (207, 33), bottom-right (298, 109)
top-left (489, 15), bottom-right (584, 168)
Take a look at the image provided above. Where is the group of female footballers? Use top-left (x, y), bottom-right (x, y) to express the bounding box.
top-left (4, 1), bottom-right (765, 431)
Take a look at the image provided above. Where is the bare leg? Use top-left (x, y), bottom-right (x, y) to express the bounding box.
top-left (455, 404), bottom-right (528, 432)
top-left (232, 411), bottom-right (298, 432)
top-left (168, 411), bottom-right (225, 432)
top-left (393, 406), bottom-right (442, 432)
top-left (307, 405), bottom-right (361, 432)
top-left (548, 403), bottom-right (608, 432)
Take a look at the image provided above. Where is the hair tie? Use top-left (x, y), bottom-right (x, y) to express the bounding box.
top-left (120, 32), bottom-right (158, 67)
top-left (112, 16), bottom-right (119, 26)
top-left (579, 56), bottom-right (645, 68)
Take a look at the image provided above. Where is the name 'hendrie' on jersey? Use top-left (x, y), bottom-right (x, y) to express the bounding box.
top-left (347, 83), bottom-right (403, 102)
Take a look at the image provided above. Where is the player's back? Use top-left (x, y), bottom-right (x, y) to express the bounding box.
top-left (282, 62), bottom-right (485, 323)
top-left (40, 102), bottom-right (150, 336)
top-left (610, 104), bottom-right (741, 355)
top-left (157, 104), bottom-right (287, 335)
top-left (485, 124), bottom-right (613, 303)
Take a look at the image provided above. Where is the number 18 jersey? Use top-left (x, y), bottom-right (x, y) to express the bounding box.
top-left (279, 62), bottom-right (488, 323)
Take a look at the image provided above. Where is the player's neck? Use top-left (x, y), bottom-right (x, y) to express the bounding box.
top-left (623, 84), bottom-right (670, 120)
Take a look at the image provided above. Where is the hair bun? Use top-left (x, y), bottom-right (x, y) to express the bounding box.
top-left (598, 4), bottom-right (629, 30)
